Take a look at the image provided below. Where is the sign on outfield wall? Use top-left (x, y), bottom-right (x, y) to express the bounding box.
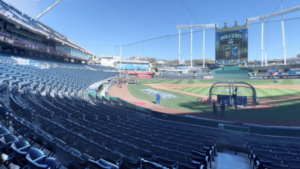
top-left (268, 69), bottom-right (277, 72)
top-left (204, 76), bottom-right (214, 79)
top-left (250, 75), bottom-right (300, 79)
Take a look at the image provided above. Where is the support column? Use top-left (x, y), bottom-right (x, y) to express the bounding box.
top-left (281, 9), bottom-right (287, 65)
top-left (203, 28), bottom-right (205, 68)
top-left (119, 45), bottom-right (122, 78)
top-left (191, 28), bottom-right (193, 68)
top-left (265, 53), bottom-right (268, 66)
top-left (261, 21), bottom-right (264, 66)
top-left (179, 29), bottom-right (181, 64)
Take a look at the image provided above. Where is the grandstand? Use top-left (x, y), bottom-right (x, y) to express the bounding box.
top-left (0, 54), bottom-right (220, 169)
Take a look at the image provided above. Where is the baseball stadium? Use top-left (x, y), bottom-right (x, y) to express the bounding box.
top-left (1, 0), bottom-right (300, 169)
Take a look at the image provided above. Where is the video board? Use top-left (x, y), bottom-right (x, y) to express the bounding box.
top-left (215, 29), bottom-right (248, 65)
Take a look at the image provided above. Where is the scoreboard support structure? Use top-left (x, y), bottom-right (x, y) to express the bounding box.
top-left (177, 24), bottom-right (217, 68)
top-left (247, 5), bottom-right (300, 66)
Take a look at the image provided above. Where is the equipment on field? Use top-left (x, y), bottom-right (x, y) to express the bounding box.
top-left (209, 81), bottom-right (258, 107)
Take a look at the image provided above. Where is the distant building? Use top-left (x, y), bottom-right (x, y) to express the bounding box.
top-left (135, 55), bottom-right (141, 61)
top-left (157, 61), bottom-right (165, 65)
top-left (113, 56), bottom-right (121, 61)
top-left (100, 55), bottom-right (120, 67)
top-left (126, 55), bottom-right (141, 61)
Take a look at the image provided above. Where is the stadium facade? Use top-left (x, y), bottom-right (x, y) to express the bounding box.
top-left (0, 0), bottom-right (92, 63)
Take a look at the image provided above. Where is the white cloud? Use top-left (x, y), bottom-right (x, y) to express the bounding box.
top-left (3, 0), bottom-right (37, 18)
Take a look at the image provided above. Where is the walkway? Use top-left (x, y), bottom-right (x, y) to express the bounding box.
top-left (212, 150), bottom-right (251, 169)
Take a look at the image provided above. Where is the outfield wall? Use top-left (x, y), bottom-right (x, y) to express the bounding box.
top-left (154, 74), bottom-right (300, 80)
top-left (251, 75), bottom-right (300, 80)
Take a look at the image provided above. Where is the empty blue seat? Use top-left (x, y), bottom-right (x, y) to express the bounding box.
top-left (0, 134), bottom-right (19, 155)
top-left (11, 140), bottom-right (31, 167)
top-left (89, 159), bottom-right (120, 169)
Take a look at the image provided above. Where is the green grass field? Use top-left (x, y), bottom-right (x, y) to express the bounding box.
top-left (127, 84), bottom-right (205, 112)
top-left (135, 79), bottom-right (300, 85)
top-left (128, 79), bottom-right (300, 121)
top-left (173, 86), bottom-right (300, 99)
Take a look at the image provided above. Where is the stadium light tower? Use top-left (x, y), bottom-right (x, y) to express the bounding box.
top-left (247, 5), bottom-right (300, 66)
top-left (36, 0), bottom-right (63, 20)
top-left (261, 21), bottom-right (264, 66)
top-left (119, 45), bottom-right (122, 78)
top-left (177, 24), bottom-right (216, 68)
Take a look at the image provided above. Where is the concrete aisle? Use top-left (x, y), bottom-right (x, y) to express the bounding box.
top-left (212, 150), bottom-right (252, 169)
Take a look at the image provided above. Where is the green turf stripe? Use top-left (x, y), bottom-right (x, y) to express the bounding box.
top-left (194, 80), bottom-right (203, 84)
top-left (243, 88), bottom-right (253, 97)
top-left (171, 80), bottom-right (183, 84)
top-left (188, 80), bottom-right (195, 84)
top-left (277, 88), bottom-right (300, 96)
top-left (290, 79), bottom-right (300, 85)
top-left (196, 87), bottom-right (209, 95)
top-left (178, 87), bottom-right (191, 92)
top-left (186, 87), bottom-right (200, 94)
top-left (197, 87), bottom-right (211, 95)
top-left (185, 87), bottom-right (197, 93)
top-left (150, 79), bottom-right (167, 84)
top-left (178, 80), bottom-right (187, 84)
top-left (256, 88), bottom-right (268, 98)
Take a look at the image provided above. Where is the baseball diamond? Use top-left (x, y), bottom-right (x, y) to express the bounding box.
top-left (109, 78), bottom-right (300, 126)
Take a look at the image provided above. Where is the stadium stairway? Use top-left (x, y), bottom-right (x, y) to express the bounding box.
top-left (212, 150), bottom-right (251, 169)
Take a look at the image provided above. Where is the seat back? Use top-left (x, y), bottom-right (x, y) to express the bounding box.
top-left (11, 140), bottom-right (31, 167)
top-left (89, 141), bottom-right (106, 159)
top-left (27, 147), bottom-right (45, 161)
top-left (104, 149), bottom-right (121, 165)
top-left (2, 134), bottom-right (19, 154)
top-left (106, 137), bottom-right (119, 151)
top-left (119, 141), bottom-right (135, 157)
top-left (151, 145), bottom-right (168, 158)
top-left (122, 156), bottom-right (140, 169)
top-left (55, 143), bottom-right (71, 166)
top-left (136, 138), bottom-right (152, 150)
top-left (141, 159), bottom-right (167, 169)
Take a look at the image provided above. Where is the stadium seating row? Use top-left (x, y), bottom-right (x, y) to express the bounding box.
top-left (248, 141), bottom-right (300, 169)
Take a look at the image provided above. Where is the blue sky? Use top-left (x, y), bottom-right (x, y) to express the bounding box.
top-left (4, 0), bottom-right (300, 62)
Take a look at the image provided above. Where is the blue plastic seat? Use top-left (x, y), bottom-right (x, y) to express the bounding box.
top-left (0, 134), bottom-right (19, 155)
top-left (26, 147), bottom-right (57, 169)
top-left (70, 148), bottom-right (89, 169)
top-left (89, 159), bottom-right (119, 169)
top-left (11, 140), bottom-right (31, 167)
top-left (88, 141), bottom-right (106, 159)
